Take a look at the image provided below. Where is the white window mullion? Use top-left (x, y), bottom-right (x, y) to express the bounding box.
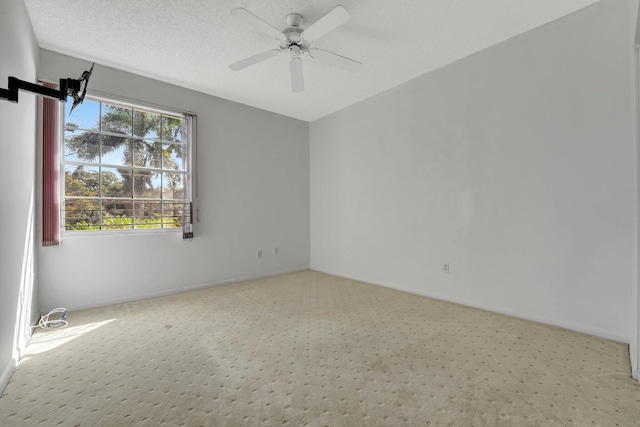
top-left (62, 94), bottom-right (192, 234)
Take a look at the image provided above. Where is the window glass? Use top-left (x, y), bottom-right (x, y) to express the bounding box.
top-left (62, 96), bottom-right (188, 232)
top-left (65, 98), bottom-right (99, 131)
top-left (101, 104), bottom-right (132, 135)
top-left (64, 131), bottom-right (99, 163)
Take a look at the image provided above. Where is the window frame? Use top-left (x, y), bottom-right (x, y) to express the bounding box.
top-left (60, 93), bottom-right (194, 236)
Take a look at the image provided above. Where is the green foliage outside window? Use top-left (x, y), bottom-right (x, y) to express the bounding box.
top-left (64, 98), bottom-right (186, 231)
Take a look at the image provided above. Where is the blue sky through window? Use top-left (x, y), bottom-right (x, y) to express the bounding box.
top-left (65, 96), bottom-right (99, 131)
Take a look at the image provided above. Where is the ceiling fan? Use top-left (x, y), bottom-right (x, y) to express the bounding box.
top-left (229, 5), bottom-right (362, 92)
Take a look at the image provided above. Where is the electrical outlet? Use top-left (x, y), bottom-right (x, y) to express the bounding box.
top-left (443, 263), bottom-right (450, 273)
top-left (257, 250), bottom-right (262, 258)
top-left (274, 247), bottom-right (278, 255)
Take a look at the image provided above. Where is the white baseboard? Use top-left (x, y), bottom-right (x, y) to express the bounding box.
top-left (0, 310), bottom-right (41, 395)
top-left (0, 358), bottom-right (17, 395)
top-left (58, 267), bottom-right (311, 312)
top-left (311, 267), bottom-right (629, 344)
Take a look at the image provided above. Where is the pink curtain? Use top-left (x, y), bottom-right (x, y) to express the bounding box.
top-left (42, 82), bottom-right (60, 246)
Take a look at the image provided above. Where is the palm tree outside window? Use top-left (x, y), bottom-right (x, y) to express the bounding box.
top-left (62, 96), bottom-right (193, 233)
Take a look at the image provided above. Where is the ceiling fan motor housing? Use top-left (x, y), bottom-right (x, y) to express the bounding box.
top-left (283, 13), bottom-right (304, 44)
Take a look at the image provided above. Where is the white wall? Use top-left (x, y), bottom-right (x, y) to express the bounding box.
top-left (37, 50), bottom-right (310, 312)
top-left (0, 0), bottom-right (39, 393)
top-left (311, 0), bottom-right (637, 344)
top-left (633, 0), bottom-right (640, 379)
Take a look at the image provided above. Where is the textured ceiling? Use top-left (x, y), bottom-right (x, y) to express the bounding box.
top-left (24, 0), bottom-right (600, 122)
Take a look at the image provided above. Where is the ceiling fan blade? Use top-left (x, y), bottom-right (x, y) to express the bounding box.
top-left (229, 49), bottom-right (281, 71)
top-left (290, 57), bottom-right (304, 92)
top-left (301, 5), bottom-right (351, 41)
top-left (309, 48), bottom-right (362, 73)
top-left (230, 8), bottom-right (284, 40)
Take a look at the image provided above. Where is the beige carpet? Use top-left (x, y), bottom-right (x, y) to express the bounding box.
top-left (1, 271), bottom-right (639, 426)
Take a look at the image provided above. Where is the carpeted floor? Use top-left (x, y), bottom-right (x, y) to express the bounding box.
top-left (1, 270), bottom-right (640, 426)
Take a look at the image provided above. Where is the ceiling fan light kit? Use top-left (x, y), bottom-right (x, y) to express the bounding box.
top-left (229, 5), bottom-right (362, 93)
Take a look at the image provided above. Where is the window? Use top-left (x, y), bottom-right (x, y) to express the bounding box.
top-left (62, 96), bottom-right (194, 233)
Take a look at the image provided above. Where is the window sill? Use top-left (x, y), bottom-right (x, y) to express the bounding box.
top-left (61, 228), bottom-right (183, 238)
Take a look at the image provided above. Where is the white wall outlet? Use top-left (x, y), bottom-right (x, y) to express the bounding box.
top-left (257, 250), bottom-right (262, 258)
top-left (443, 263), bottom-right (450, 273)
top-left (274, 247), bottom-right (278, 255)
